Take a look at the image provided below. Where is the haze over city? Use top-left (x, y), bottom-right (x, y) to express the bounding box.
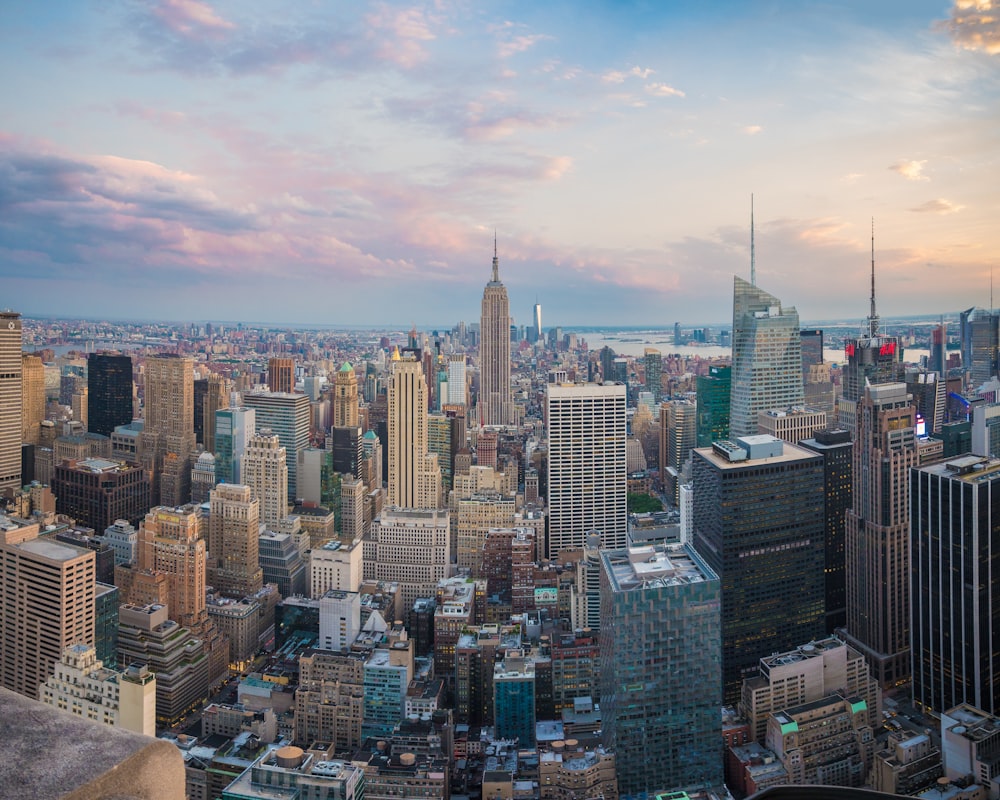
top-left (2, 1), bottom-right (998, 324)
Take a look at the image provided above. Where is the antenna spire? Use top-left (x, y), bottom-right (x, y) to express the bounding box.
top-left (750, 194), bottom-right (756, 287)
top-left (491, 229), bottom-right (499, 283)
top-left (868, 217), bottom-right (879, 338)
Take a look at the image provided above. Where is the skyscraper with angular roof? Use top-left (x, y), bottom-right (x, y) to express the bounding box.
top-left (479, 243), bottom-right (512, 426)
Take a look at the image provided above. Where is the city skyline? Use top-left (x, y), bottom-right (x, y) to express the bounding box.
top-left (2, 1), bottom-right (999, 325)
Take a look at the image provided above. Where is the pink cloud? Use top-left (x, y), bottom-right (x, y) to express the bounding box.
top-left (150, 0), bottom-right (235, 39)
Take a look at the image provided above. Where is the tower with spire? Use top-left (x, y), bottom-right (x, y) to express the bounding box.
top-left (479, 235), bottom-right (513, 426)
top-left (837, 221), bottom-right (903, 434)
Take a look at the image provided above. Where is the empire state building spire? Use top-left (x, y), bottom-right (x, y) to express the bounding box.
top-left (480, 238), bottom-right (512, 426)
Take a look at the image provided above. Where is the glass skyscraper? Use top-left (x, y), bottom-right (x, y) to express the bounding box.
top-left (88, 354), bottom-right (134, 438)
top-left (729, 277), bottom-right (804, 439)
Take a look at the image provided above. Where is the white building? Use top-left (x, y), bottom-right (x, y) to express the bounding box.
top-left (100, 519), bottom-right (138, 566)
top-left (40, 643), bottom-right (156, 736)
top-left (319, 590), bottom-right (361, 652)
top-left (546, 382), bottom-right (627, 556)
top-left (310, 539), bottom-right (363, 599)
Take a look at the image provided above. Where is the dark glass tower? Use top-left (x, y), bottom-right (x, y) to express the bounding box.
top-left (911, 456), bottom-right (1000, 716)
top-left (799, 427), bottom-right (853, 634)
top-left (693, 436), bottom-right (825, 703)
top-left (87, 354), bottom-right (133, 437)
top-left (696, 364), bottom-right (731, 447)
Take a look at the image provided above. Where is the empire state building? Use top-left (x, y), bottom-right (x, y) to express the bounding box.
top-left (479, 243), bottom-right (512, 426)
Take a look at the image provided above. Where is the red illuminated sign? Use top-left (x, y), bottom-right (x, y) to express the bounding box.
top-left (879, 341), bottom-right (896, 356)
top-left (845, 343), bottom-right (855, 358)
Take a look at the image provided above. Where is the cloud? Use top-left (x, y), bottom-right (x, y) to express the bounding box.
top-left (890, 159), bottom-right (929, 180)
top-left (365, 4), bottom-right (438, 68)
top-left (942, 0), bottom-right (1000, 55)
top-left (742, 125), bottom-right (763, 135)
top-left (910, 198), bottom-right (965, 214)
top-left (497, 34), bottom-right (551, 59)
top-left (646, 82), bottom-right (686, 98)
top-left (840, 173), bottom-right (864, 184)
top-left (150, 0), bottom-right (235, 39)
top-left (601, 65), bottom-right (655, 84)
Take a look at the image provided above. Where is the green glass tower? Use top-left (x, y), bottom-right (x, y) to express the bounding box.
top-left (696, 364), bottom-right (731, 447)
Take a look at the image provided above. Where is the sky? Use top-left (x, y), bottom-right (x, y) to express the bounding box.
top-left (1, 1), bottom-right (999, 328)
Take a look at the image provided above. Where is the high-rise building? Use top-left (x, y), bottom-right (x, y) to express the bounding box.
top-left (693, 435), bottom-right (825, 703)
top-left (214, 405), bottom-right (255, 485)
top-left (729, 277), bottom-right (804, 439)
top-left (800, 329), bottom-right (824, 380)
top-left (661, 398), bottom-right (697, 504)
top-left (479, 244), bottom-right (512, 426)
top-left (911, 455), bottom-right (1000, 716)
top-left (267, 357), bottom-right (295, 394)
top-left (333, 362), bottom-right (359, 428)
top-left (533, 301), bottom-right (542, 343)
top-left (40, 644), bottom-right (156, 736)
top-left (0, 311), bottom-right (23, 492)
top-left (839, 248), bottom-right (903, 433)
top-left (960, 307), bottom-right (1000, 388)
top-left (758, 407), bottom-right (828, 443)
top-left (446, 355), bottom-right (467, 407)
top-left (493, 654), bottom-right (536, 747)
top-left (599, 542), bottom-right (722, 794)
top-left (799, 428), bottom-right (853, 634)
top-left (242, 430), bottom-right (290, 529)
top-left (87, 354), bottom-right (133, 439)
top-left (697, 364), bottom-right (731, 448)
top-left (644, 347), bottom-right (663, 403)
top-left (387, 351), bottom-right (440, 509)
top-left (0, 517), bottom-right (96, 699)
top-left (137, 506), bottom-right (206, 631)
top-left (208, 484), bottom-right (263, 599)
top-left (840, 383), bottom-right (918, 691)
top-left (243, 391), bottom-right (310, 501)
top-left (21, 354), bottom-right (45, 446)
top-left (201, 373), bottom-right (229, 453)
top-left (51, 457), bottom-right (150, 533)
top-left (546, 382), bottom-right (627, 556)
top-left (931, 321), bottom-right (948, 378)
top-left (140, 354), bottom-right (196, 507)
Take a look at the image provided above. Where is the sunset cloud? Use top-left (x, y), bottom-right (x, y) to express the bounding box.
top-left (910, 198), bottom-right (965, 214)
top-left (943, 0), bottom-right (1000, 55)
top-left (890, 160), bottom-right (929, 181)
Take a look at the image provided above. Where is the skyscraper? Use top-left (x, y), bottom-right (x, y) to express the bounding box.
top-left (729, 277), bottom-right (804, 439)
top-left (242, 430), bottom-right (289, 529)
top-left (137, 506), bottom-right (206, 631)
top-left (21, 354), bottom-right (45, 446)
top-left (140, 354), bottom-right (196, 507)
top-left (0, 520), bottom-right (96, 699)
top-left (644, 347), bottom-right (663, 403)
top-left (839, 238), bottom-right (903, 433)
top-left (546, 382), bottom-right (627, 556)
top-left (333, 362), bottom-right (359, 428)
top-left (201, 373), bottom-right (229, 453)
top-left (960, 306), bottom-right (1000, 388)
top-left (800, 329), bottom-right (824, 380)
top-left (446, 355), bottom-right (467, 407)
top-left (911, 455), bottom-right (1000, 716)
top-left (242, 391), bottom-right (310, 501)
top-left (840, 383), bottom-right (918, 691)
top-left (267, 357), bottom-right (295, 394)
top-left (87, 354), bottom-right (133, 438)
top-left (696, 364), bottom-right (731, 447)
top-left (208, 483), bottom-right (263, 599)
top-left (599, 542), bottom-right (722, 794)
top-left (479, 243), bottom-right (512, 426)
top-left (0, 311), bottom-right (23, 492)
top-left (533, 301), bottom-right (542, 343)
top-left (214, 405), bottom-right (255, 484)
top-left (693, 435), bottom-right (825, 703)
top-left (387, 350), bottom-right (440, 509)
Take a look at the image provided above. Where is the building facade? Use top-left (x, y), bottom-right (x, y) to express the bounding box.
top-left (88, 354), bottom-right (133, 438)
top-left (0, 311), bottom-right (22, 492)
top-left (479, 246), bottom-right (512, 426)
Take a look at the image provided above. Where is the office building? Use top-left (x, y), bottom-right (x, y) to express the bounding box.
top-left (100, 519), bottom-right (138, 566)
top-left (446, 355), bottom-right (467, 407)
top-left (661, 398), bottom-right (697, 504)
top-left (190, 451), bottom-right (217, 503)
top-left (214, 405), bottom-right (255, 485)
top-left (696, 364), bottom-right (731, 448)
top-left (840, 383), bottom-right (918, 691)
top-left (51, 457), bottom-right (150, 533)
top-left (363, 507), bottom-right (450, 621)
top-left (116, 603), bottom-right (208, 726)
top-left (40, 643), bottom-right (156, 736)
top-left (972, 402), bottom-right (1000, 458)
top-left (758, 406), bottom-right (827, 444)
top-left (21, 354), bottom-right (45, 445)
top-left (799, 428), bottom-right (853, 633)
top-left (220, 744), bottom-right (365, 800)
top-left (242, 391), bottom-right (310, 501)
top-left (208, 483), bottom-right (263, 599)
top-left (960, 307), bottom-right (1000, 388)
top-left (800, 329), bottom-right (824, 379)
top-left (258, 530), bottom-right (307, 598)
top-left (494, 653), bottom-right (536, 746)
top-left (267, 357), bottom-right (295, 394)
top-left (87, 354), bottom-right (133, 439)
top-left (387, 351), bottom-right (440, 509)
top-left (911, 456), bottom-right (1000, 716)
top-left (140, 354), bottom-right (196, 507)
top-left (729, 277), bottom-right (804, 438)
top-left (693, 435), bottom-right (825, 703)
top-left (310, 539), bottom-right (363, 598)
top-left (546, 382), bottom-right (627, 556)
top-left (644, 347), bottom-right (662, 402)
top-left (330, 424), bottom-right (363, 478)
top-left (242, 430), bottom-right (290, 529)
top-left (318, 589), bottom-right (361, 652)
top-left (294, 648), bottom-right (366, 750)
top-left (333, 362), bottom-right (359, 427)
top-left (740, 636), bottom-right (881, 745)
top-left (201, 374), bottom-right (229, 453)
top-left (0, 517), bottom-right (96, 699)
top-left (137, 506), bottom-right (206, 631)
top-left (479, 244), bottom-right (512, 426)
top-left (0, 311), bottom-right (22, 492)
top-left (599, 542), bottom-right (722, 794)
top-left (940, 704), bottom-right (1000, 786)
top-left (533, 301), bottom-right (542, 342)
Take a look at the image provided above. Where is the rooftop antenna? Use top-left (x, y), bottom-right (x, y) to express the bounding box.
top-left (492, 229), bottom-right (499, 283)
top-left (868, 217), bottom-right (879, 338)
top-left (750, 194), bottom-right (756, 287)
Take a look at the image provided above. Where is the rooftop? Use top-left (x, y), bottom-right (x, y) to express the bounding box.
top-left (602, 542), bottom-right (717, 593)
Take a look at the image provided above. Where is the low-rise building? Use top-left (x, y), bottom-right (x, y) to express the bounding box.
top-left (222, 744), bottom-right (365, 800)
top-left (538, 743), bottom-right (618, 800)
